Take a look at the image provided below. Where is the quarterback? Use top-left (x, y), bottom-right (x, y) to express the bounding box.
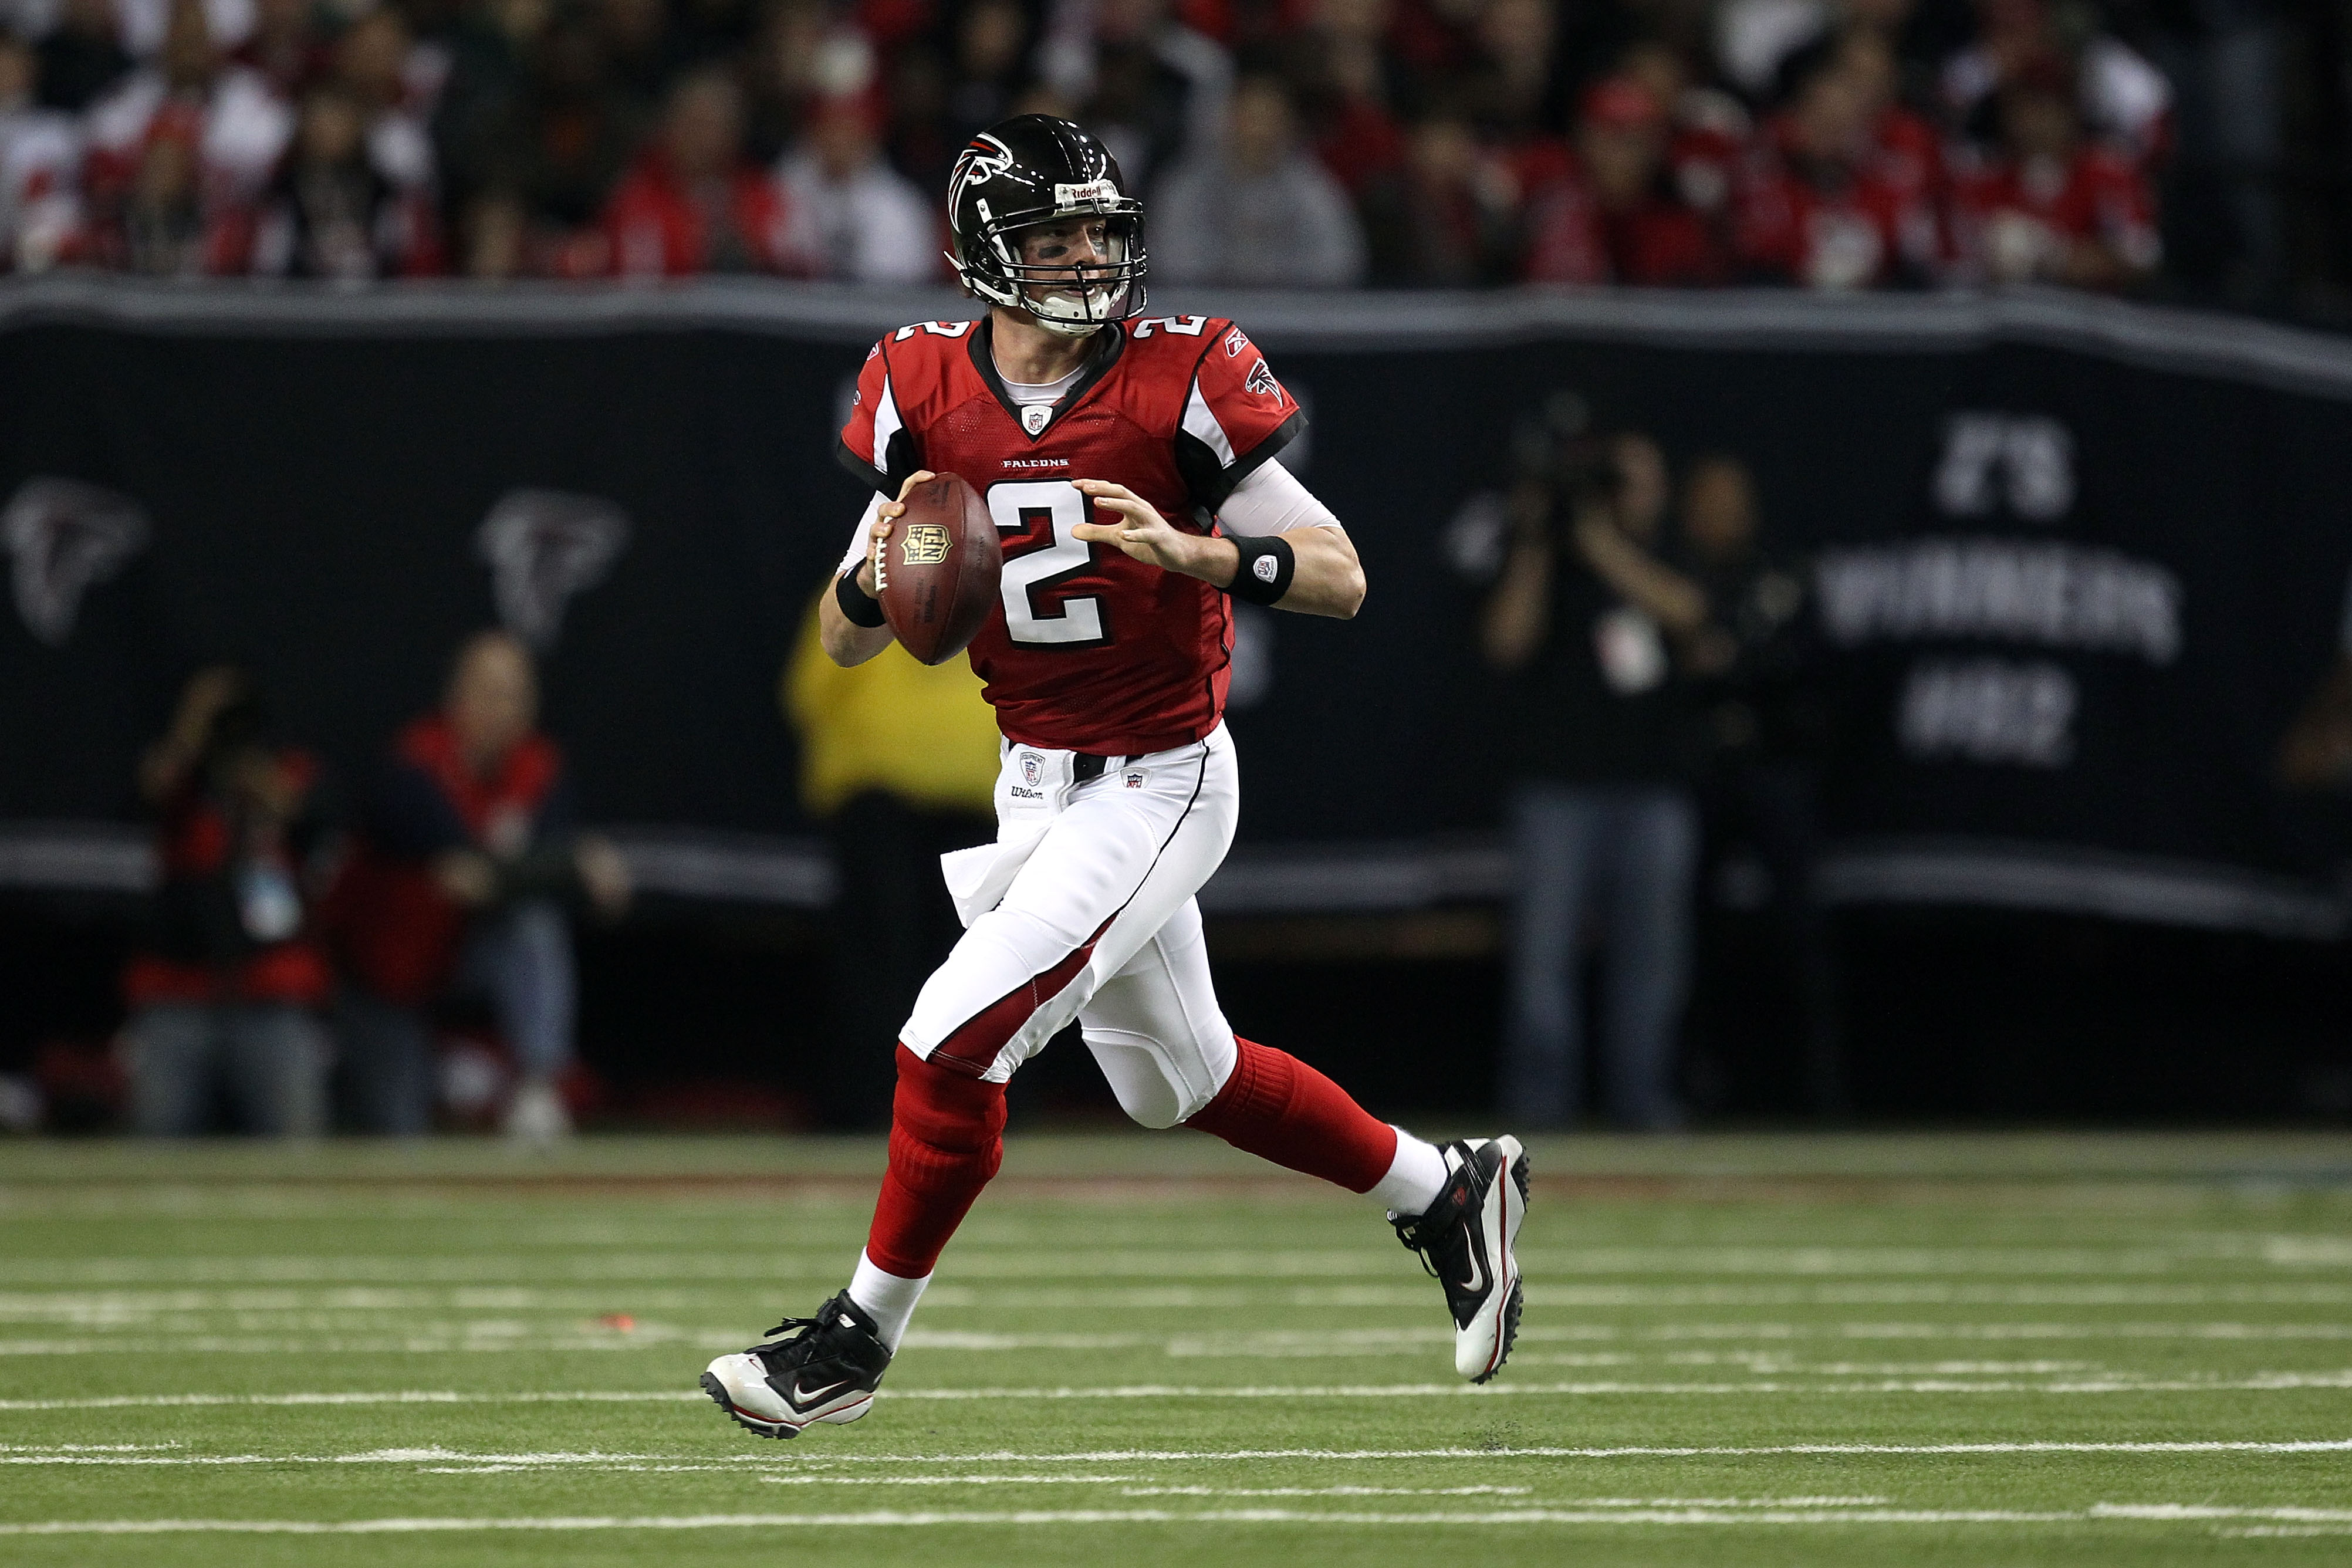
top-left (701, 115), bottom-right (1528, 1438)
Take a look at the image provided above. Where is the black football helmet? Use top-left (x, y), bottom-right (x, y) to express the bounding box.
top-left (945, 115), bottom-right (1147, 339)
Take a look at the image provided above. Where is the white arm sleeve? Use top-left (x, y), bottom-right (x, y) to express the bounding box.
top-left (1216, 458), bottom-right (1341, 536)
top-left (837, 493), bottom-right (884, 575)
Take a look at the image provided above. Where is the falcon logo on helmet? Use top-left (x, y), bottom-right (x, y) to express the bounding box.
top-left (945, 116), bottom-right (1148, 340)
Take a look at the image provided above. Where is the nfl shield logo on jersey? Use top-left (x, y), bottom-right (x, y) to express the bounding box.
top-left (1022, 405), bottom-right (1051, 435)
top-left (1020, 752), bottom-right (1043, 788)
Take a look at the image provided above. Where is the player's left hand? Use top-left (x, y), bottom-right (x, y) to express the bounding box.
top-left (1071, 479), bottom-right (1212, 577)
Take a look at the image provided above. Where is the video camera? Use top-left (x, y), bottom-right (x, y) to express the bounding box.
top-left (1512, 390), bottom-right (1627, 529)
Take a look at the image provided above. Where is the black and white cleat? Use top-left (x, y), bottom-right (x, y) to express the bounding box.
top-left (1390, 1136), bottom-right (1529, 1383)
top-left (700, 1291), bottom-right (892, 1439)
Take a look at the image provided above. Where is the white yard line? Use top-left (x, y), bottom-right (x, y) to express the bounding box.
top-left (1532, 1285), bottom-right (2352, 1306)
top-left (6, 1505), bottom-right (2352, 1533)
top-left (3, 1242), bottom-right (2331, 1287)
top-left (12, 1296), bottom-right (2352, 1346)
top-left (11, 1373), bottom-right (2352, 1413)
top-left (0, 1336), bottom-right (749, 1357)
top-left (1, 1324), bottom-right (2345, 1359)
top-left (0, 1391), bottom-right (703, 1410)
top-left (3, 1438), bottom-right (2350, 1463)
top-left (13, 1282), bottom-right (2352, 1309)
top-left (796, 1439), bottom-right (2352, 1461)
top-left (854, 1374), bottom-right (2352, 1397)
top-left (756, 1474), bottom-right (1146, 1486)
top-left (2221, 1526), bottom-right (2352, 1537)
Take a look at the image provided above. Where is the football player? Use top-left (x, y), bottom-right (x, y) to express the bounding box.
top-left (701, 116), bottom-right (1528, 1438)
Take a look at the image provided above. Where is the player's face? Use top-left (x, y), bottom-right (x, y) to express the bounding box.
top-left (1015, 216), bottom-right (1123, 308)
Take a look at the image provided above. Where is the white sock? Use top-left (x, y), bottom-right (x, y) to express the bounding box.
top-left (1367, 1130), bottom-right (1451, 1217)
top-left (847, 1251), bottom-right (930, 1353)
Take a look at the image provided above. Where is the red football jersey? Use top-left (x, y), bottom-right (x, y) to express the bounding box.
top-left (838, 314), bottom-right (1304, 755)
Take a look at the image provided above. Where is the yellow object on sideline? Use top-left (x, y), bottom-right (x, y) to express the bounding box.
top-left (781, 592), bottom-right (999, 818)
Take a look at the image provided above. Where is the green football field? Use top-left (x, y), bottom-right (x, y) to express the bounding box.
top-left (4, 1131), bottom-right (2351, 1566)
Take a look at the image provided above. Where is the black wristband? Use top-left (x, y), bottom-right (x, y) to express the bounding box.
top-left (1226, 534), bottom-right (1296, 606)
top-left (834, 565), bottom-right (887, 627)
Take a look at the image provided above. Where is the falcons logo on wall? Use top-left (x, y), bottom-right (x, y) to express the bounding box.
top-left (475, 489), bottom-right (630, 650)
top-left (4, 477), bottom-right (150, 647)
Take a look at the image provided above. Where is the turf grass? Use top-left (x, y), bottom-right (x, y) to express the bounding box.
top-left (1, 1131), bottom-right (2350, 1566)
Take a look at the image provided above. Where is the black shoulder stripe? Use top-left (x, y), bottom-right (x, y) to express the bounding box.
top-left (1175, 428), bottom-right (1228, 514)
top-left (1177, 407), bottom-right (1307, 515)
top-left (836, 437), bottom-right (891, 496)
top-left (1226, 408), bottom-right (1307, 489)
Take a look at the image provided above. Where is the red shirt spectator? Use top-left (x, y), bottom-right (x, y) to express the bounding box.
top-left (1293, 0), bottom-right (1411, 195)
top-left (1314, 93), bottom-right (1407, 193)
top-left (326, 631), bottom-right (630, 1008)
top-left (1734, 55), bottom-right (1943, 289)
top-left (1842, 28), bottom-right (1953, 264)
top-left (81, 111), bottom-right (259, 275)
top-left (1386, 0), bottom-right (1479, 80)
top-left (1524, 79), bottom-right (1725, 288)
top-left (82, 0), bottom-right (292, 211)
top-left (1360, 109), bottom-right (1520, 285)
top-left (1665, 107), bottom-right (1748, 218)
top-left (327, 707), bottom-right (567, 1006)
top-left (1615, 40), bottom-right (1752, 218)
top-left (124, 673), bottom-right (335, 1009)
top-left (1951, 69), bottom-right (2158, 288)
top-left (600, 67), bottom-right (800, 277)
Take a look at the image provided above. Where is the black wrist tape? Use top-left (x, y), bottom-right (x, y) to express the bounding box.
top-left (834, 565), bottom-right (887, 627)
top-left (1227, 534), bottom-right (1296, 606)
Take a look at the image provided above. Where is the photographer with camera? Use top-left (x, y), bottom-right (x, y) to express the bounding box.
top-left (1482, 403), bottom-right (1706, 1130)
top-left (121, 667), bottom-right (340, 1137)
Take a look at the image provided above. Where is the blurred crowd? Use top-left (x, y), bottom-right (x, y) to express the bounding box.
top-left (0, 0), bottom-right (2292, 293)
top-left (122, 632), bottom-right (629, 1137)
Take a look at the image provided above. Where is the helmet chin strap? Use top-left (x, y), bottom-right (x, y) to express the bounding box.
top-left (1020, 279), bottom-right (1124, 338)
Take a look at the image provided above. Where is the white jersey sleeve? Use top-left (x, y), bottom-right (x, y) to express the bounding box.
top-left (837, 493), bottom-right (885, 575)
top-left (1215, 458), bottom-right (1341, 538)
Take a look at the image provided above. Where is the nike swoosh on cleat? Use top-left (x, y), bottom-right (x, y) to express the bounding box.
top-left (790, 1379), bottom-right (850, 1407)
top-left (1457, 1249), bottom-right (1485, 1296)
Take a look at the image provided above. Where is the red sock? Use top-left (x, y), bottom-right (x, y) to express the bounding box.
top-left (1183, 1038), bottom-right (1398, 1194)
top-left (863, 1044), bottom-right (1006, 1278)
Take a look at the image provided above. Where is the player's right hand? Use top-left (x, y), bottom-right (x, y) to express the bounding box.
top-left (858, 469), bottom-right (937, 594)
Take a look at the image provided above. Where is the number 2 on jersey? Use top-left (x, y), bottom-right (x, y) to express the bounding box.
top-left (987, 480), bottom-right (1107, 647)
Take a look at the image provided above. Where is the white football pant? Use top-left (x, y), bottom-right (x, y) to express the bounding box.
top-left (899, 723), bottom-right (1241, 1126)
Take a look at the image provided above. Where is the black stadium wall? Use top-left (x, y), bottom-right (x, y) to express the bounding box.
top-left (6, 278), bottom-right (2352, 1116)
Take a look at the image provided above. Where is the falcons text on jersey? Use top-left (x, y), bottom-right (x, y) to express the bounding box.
top-left (838, 313), bottom-right (1303, 755)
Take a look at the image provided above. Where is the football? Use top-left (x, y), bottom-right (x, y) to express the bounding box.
top-left (874, 472), bottom-right (1001, 665)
